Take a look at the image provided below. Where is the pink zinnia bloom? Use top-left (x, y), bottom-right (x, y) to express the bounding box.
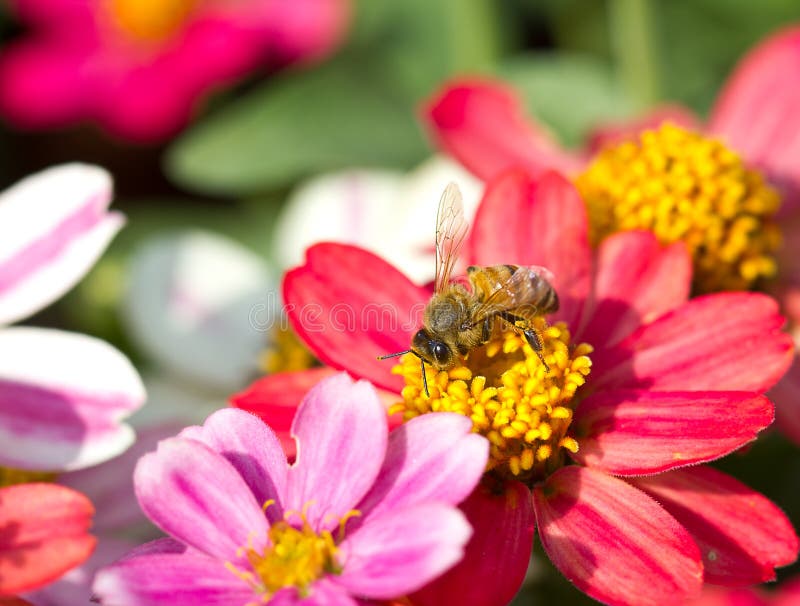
top-left (0, 0), bottom-right (351, 142)
top-left (93, 373), bottom-right (488, 605)
top-left (241, 171), bottom-right (798, 605)
top-left (0, 164), bottom-right (145, 473)
top-left (0, 484), bottom-right (95, 597)
top-left (422, 25), bottom-right (800, 445)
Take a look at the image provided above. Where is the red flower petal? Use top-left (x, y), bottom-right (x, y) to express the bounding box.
top-left (469, 170), bottom-right (591, 330)
top-left (768, 356), bottom-right (800, 445)
top-left (423, 79), bottom-right (582, 181)
top-left (590, 292), bottom-right (793, 393)
top-left (230, 367), bottom-right (338, 458)
top-left (283, 243), bottom-right (429, 393)
top-left (586, 105), bottom-right (703, 155)
top-left (578, 231), bottom-right (691, 349)
top-left (0, 483), bottom-right (95, 594)
top-left (411, 479), bottom-right (535, 606)
top-left (533, 466), bottom-right (703, 606)
top-left (0, 598), bottom-right (35, 606)
top-left (709, 26), bottom-right (800, 211)
top-left (571, 390), bottom-right (773, 475)
top-left (629, 466), bottom-right (799, 586)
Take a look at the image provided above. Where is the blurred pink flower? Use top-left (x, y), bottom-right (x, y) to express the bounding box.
top-left (0, 0), bottom-right (351, 142)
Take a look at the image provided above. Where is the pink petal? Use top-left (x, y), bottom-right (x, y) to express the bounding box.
top-left (411, 480), bottom-right (535, 606)
top-left (0, 42), bottom-right (92, 129)
top-left (469, 170), bottom-right (591, 330)
top-left (0, 327), bottom-right (145, 472)
top-left (709, 26), bottom-right (800, 211)
top-left (230, 367), bottom-right (339, 459)
top-left (286, 374), bottom-right (388, 533)
top-left (578, 232), bottom-right (691, 349)
top-left (630, 466), bottom-right (799, 585)
top-left (177, 408), bottom-right (288, 523)
top-left (533, 466), bottom-right (703, 606)
top-left (423, 79), bottom-right (582, 181)
top-left (590, 293), bottom-right (793, 393)
top-left (0, 484), bottom-right (96, 595)
top-left (572, 390), bottom-right (773, 475)
top-left (283, 243), bottom-right (429, 392)
top-left (335, 503), bottom-right (471, 599)
top-left (586, 105), bottom-right (703, 154)
top-left (134, 437), bottom-right (268, 562)
top-left (0, 164), bottom-right (122, 325)
top-left (775, 579), bottom-right (800, 606)
top-left (355, 412), bottom-right (488, 522)
top-left (768, 356), bottom-right (800, 445)
top-left (91, 550), bottom-right (254, 606)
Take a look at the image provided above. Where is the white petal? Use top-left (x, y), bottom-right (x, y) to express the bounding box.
top-left (272, 156), bottom-right (482, 283)
top-left (122, 231), bottom-right (274, 393)
top-left (273, 169), bottom-right (406, 271)
top-left (0, 164), bottom-right (121, 325)
top-left (0, 327), bottom-right (146, 471)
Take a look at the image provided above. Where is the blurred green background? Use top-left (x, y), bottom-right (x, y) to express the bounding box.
top-left (2, 1), bottom-right (800, 603)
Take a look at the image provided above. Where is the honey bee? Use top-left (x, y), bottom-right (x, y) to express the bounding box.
top-left (380, 183), bottom-right (559, 395)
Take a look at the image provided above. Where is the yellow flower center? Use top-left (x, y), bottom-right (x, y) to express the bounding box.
top-left (0, 467), bottom-right (55, 488)
top-left (259, 326), bottom-right (319, 375)
top-left (107, 0), bottom-right (199, 42)
top-left (390, 319), bottom-right (592, 483)
top-left (576, 124), bottom-right (781, 292)
top-left (226, 506), bottom-right (357, 599)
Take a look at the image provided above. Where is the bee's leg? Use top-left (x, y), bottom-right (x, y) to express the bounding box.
top-left (499, 312), bottom-right (550, 372)
top-left (481, 317), bottom-right (492, 343)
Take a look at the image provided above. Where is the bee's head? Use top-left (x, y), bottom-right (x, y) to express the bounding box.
top-left (412, 328), bottom-right (454, 369)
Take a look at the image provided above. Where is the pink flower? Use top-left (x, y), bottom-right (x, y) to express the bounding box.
top-left (422, 25), bottom-right (800, 445)
top-left (0, 484), bottom-right (95, 596)
top-left (245, 171), bottom-right (798, 605)
top-left (0, 164), bottom-right (145, 473)
top-left (93, 373), bottom-right (488, 604)
top-left (0, 0), bottom-right (351, 142)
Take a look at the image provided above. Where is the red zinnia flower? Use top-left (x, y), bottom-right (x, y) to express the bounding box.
top-left (236, 172), bottom-right (797, 605)
top-left (422, 25), bottom-right (800, 445)
top-left (0, 483), bottom-right (95, 598)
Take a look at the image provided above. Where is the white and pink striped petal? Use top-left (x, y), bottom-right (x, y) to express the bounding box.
top-left (0, 164), bottom-right (122, 325)
top-left (0, 327), bottom-right (145, 471)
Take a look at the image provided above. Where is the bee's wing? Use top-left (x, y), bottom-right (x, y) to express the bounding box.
top-left (434, 183), bottom-right (469, 294)
top-left (468, 266), bottom-right (553, 326)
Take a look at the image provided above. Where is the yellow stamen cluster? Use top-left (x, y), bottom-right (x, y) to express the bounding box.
top-left (0, 467), bottom-right (55, 488)
top-left (259, 326), bottom-right (318, 375)
top-left (108, 0), bottom-right (198, 42)
top-left (576, 123), bottom-right (781, 292)
top-left (227, 505), bottom-right (357, 599)
top-left (390, 319), bottom-right (592, 482)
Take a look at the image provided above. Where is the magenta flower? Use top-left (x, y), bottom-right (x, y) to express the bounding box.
top-left (93, 373), bottom-right (488, 605)
top-left (0, 0), bottom-right (351, 142)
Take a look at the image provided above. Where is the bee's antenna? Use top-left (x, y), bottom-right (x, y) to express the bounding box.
top-left (377, 350), bottom-right (413, 360)
top-left (378, 349), bottom-right (430, 398)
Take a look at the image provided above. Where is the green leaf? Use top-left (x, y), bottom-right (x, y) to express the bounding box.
top-left (165, 59), bottom-right (429, 196)
top-left (496, 53), bottom-right (637, 148)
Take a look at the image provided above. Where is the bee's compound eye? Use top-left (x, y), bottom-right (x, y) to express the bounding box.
top-left (432, 342), bottom-right (450, 365)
